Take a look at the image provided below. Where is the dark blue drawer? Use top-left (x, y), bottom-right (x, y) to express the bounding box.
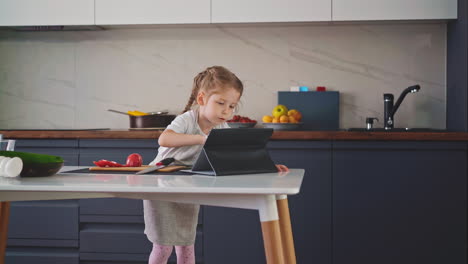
top-left (6, 251), bottom-right (78, 264)
top-left (80, 231), bottom-right (202, 264)
top-left (8, 200), bottom-right (79, 240)
top-left (80, 198), bottom-right (143, 216)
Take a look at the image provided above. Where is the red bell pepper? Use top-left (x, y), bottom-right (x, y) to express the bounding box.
top-left (93, 160), bottom-right (125, 167)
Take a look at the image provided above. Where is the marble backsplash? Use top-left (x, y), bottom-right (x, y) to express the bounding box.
top-left (0, 23), bottom-right (446, 129)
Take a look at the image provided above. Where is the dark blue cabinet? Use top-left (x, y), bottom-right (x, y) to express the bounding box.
top-left (15, 139), bottom-right (79, 166)
top-left (7, 139), bottom-right (80, 264)
top-left (78, 139), bottom-right (158, 166)
top-left (268, 141), bottom-right (332, 264)
top-left (332, 141), bottom-right (467, 264)
top-left (203, 141), bottom-right (333, 264)
top-left (77, 139), bottom-right (203, 264)
top-left (78, 139), bottom-right (154, 264)
top-left (5, 139), bottom-right (467, 264)
top-left (7, 200), bottom-right (79, 264)
top-left (79, 198), bottom-right (204, 264)
top-left (77, 139), bottom-right (159, 262)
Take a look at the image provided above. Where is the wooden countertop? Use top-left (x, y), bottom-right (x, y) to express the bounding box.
top-left (1, 129), bottom-right (468, 141)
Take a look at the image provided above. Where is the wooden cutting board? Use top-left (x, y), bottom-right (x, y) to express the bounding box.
top-left (89, 165), bottom-right (188, 172)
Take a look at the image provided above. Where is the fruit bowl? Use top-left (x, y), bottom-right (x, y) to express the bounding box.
top-left (262, 123), bottom-right (303, 131)
top-left (227, 115), bottom-right (257, 128)
top-left (227, 122), bottom-right (257, 128)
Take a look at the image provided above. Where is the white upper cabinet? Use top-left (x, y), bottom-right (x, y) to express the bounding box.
top-left (333, 0), bottom-right (457, 21)
top-left (0, 0), bottom-right (94, 26)
top-left (0, 0), bottom-right (457, 27)
top-left (211, 0), bottom-right (331, 23)
top-left (95, 0), bottom-right (211, 25)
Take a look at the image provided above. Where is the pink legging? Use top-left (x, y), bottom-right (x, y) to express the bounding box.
top-left (148, 244), bottom-right (195, 264)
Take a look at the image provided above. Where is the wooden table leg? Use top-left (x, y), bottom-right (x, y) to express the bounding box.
top-left (0, 201), bottom-right (10, 264)
top-left (259, 195), bottom-right (284, 264)
top-left (261, 219), bottom-right (284, 264)
top-left (276, 195), bottom-right (297, 264)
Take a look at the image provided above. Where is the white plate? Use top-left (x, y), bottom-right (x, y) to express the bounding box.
top-left (262, 123), bottom-right (303, 131)
top-left (227, 122), bottom-right (257, 128)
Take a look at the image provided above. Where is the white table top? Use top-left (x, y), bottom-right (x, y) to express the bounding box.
top-left (0, 167), bottom-right (304, 195)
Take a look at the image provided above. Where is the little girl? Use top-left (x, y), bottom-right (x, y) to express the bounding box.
top-left (144, 66), bottom-right (288, 264)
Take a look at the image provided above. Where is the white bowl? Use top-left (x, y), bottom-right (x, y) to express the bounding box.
top-left (227, 122), bottom-right (257, 128)
top-left (262, 123), bottom-right (303, 131)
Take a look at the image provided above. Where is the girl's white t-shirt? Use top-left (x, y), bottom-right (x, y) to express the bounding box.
top-left (149, 109), bottom-right (229, 166)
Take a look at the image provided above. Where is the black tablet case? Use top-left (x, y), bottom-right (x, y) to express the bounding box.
top-left (189, 128), bottom-right (278, 176)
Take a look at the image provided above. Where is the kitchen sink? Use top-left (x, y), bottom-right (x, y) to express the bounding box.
top-left (347, 128), bottom-right (448, 132)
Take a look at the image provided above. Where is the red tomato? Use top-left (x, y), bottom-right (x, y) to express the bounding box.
top-left (126, 153), bottom-right (143, 167)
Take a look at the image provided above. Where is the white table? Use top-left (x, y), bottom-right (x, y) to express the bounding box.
top-left (0, 167), bottom-right (304, 264)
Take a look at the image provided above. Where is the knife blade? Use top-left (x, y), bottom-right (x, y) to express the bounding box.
top-left (135, 157), bottom-right (175, 175)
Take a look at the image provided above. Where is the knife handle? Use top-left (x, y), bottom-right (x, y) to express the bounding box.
top-left (156, 157), bottom-right (175, 166)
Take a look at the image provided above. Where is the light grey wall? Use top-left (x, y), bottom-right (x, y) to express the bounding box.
top-left (0, 23), bottom-right (446, 129)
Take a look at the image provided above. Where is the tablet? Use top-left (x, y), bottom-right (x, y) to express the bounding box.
top-left (181, 128), bottom-right (278, 176)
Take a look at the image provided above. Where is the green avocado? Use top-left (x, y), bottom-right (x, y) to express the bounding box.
top-left (0, 151), bottom-right (64, 177)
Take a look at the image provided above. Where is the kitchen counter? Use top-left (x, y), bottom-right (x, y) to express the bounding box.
top-left (1, 129), bottom-right (468, 141)
top-left (1, 134), bottom-right (465, 264)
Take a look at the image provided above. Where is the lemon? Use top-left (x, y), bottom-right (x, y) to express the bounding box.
top-left (262, 115), bottom-right (273, 123)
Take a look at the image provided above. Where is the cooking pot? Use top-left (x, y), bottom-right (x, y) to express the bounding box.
top-left (108, 109), bottom-right (176, 128)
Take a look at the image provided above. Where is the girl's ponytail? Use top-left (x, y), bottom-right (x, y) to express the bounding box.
top-left (182, 92), bottom-right (197, 113)
top-left (182, 71), bottom-right (206, 113)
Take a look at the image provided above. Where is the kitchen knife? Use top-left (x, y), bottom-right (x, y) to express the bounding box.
top-left (135, 157), bottom-right (175, 175)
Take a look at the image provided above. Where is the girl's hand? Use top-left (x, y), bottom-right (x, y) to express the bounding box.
top-left (200, 134), bottom-right (208, 145)
top-left (275, 164), bottom-right (289, 172)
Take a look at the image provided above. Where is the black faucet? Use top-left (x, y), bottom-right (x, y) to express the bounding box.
top-left (383, 85), bottom-right (421, 130)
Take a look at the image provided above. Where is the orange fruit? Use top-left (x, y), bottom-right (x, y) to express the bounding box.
top-left (294, 111), bottom-right (302, 122)
top-left (272, 117), bottom-right (280, 123)
top-left (289, 116), bottom-right (298, 123)
top-left (288, 109), bottom-right (302, 122)
top-left (287, 109), bottom-right (297, 116)
top-left (279, 115), bottom-right (289, 123)
top-left (262, 115), bottom-right (273, 123)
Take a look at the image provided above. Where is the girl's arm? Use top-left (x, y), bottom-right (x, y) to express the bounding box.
top-left (158, 129), bottom-right (206, 148)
